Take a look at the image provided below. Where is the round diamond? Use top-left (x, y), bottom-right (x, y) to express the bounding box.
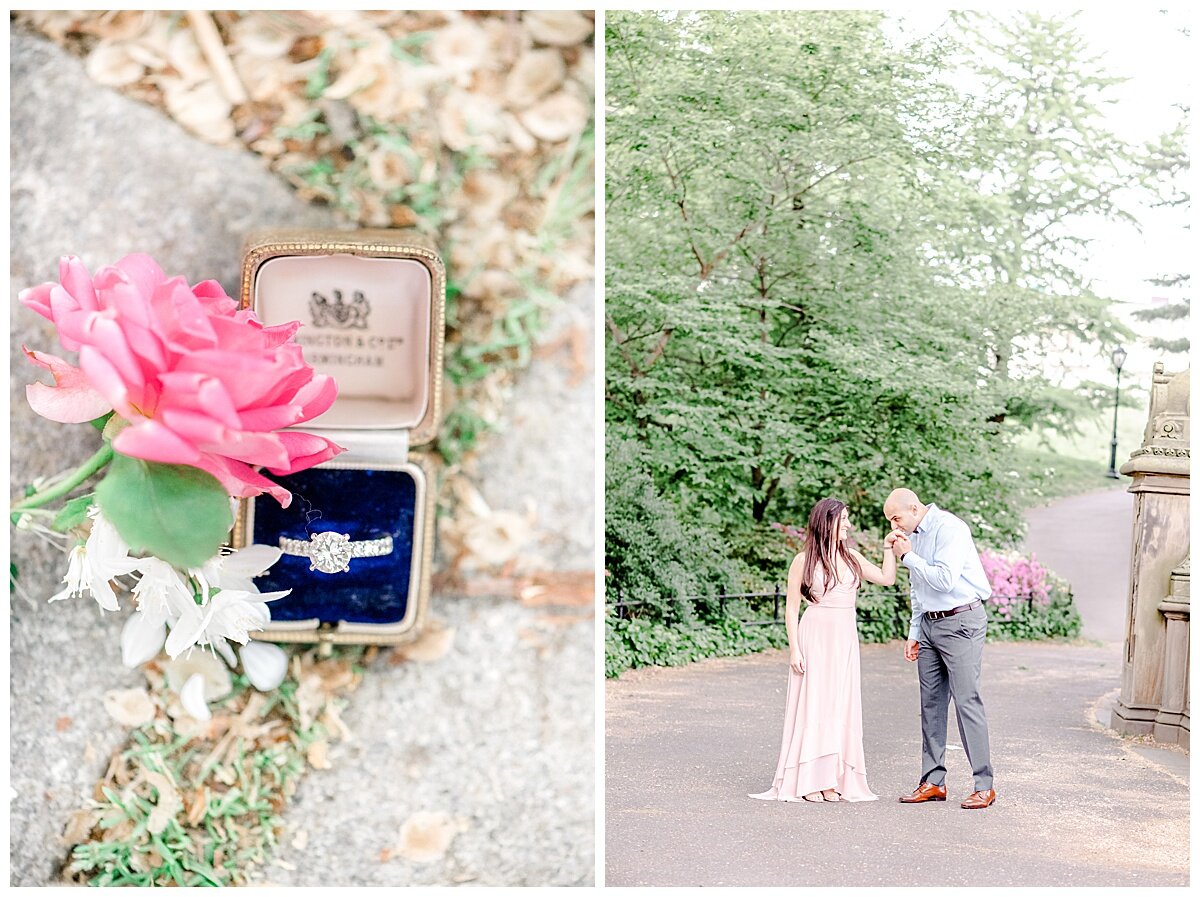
top-left (309, 532), bottom-right (352, 573)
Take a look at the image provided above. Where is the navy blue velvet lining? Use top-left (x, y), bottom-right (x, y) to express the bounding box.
top-left (251, 466), bottom-right (417, 625)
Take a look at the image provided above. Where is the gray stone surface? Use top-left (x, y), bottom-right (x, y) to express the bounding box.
top-left (252, 597), bottom-right (594, 886)
top-left (473, 283), bottom-right (595, 570)
top-left (10, 28), bottom-right (595, 886)
top-left (606, 642), bottom-right (1188, 887)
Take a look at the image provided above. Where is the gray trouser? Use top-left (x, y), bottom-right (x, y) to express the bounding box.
top-left (917, 603), bottom-right (993, 791)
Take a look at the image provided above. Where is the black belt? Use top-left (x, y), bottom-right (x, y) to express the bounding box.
top-left (925, 600), bottom-right (982, 620)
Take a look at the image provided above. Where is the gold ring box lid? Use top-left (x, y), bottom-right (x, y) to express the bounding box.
top-left (235, 229), bottom-right (446, 645)
top-left (240, 228), bottom-right (445, 444)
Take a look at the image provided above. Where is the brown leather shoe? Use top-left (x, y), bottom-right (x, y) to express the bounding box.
top-left (898, 782), bottom-right (947, 803)
top-left (961, 789), bottom-right (997, 809)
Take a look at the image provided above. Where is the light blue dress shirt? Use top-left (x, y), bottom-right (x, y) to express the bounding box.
top-left (901, 504), bottom-right (992, 641)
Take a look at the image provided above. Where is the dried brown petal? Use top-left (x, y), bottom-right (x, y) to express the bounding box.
top-left (62, 808), bottom-right (100, 844)
top-left (18, 11), bottom-right (86, 43)
top-left (461, 169), bottom-right (516, 223)
top-left (185, 787), bottom-right (209, 826)
top-left (103, 688), bottom-right (156, 728)
top-left (504, 49), bottom-right (566, 109)
top-left (394, 811), bottom-right (466, 863)
top-left (306, 740), bottom-right (331, 770)
top-left (437, 90), bottom-right (506, 154)
top-left (391, 622), bottom-right (457, 663)
top-left (428, 18), bottom-right (491, 80)
top-left (367, 148), bottom-right (413, 192)
top-left (289, 34), bottom-right (325, 63)
top-left (162, 79), bottom-right (236, 144)
top-left (86, 41), bottom-right (147, 87)
top-left (571, 46), bottom-right (595, 90)
top-left (523, 11), bottom-right (594, 48)
top-left (518, 89), bottom-right (588, 144)
top-left (80, 10), bottom-right (156, 42)
top-left (144, 770), bottom-right (182, 835)
top-left (230, 15), bottom-right (294, 59)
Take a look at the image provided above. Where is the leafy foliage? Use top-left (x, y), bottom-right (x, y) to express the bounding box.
top-left (606, 579), bottom-right (1083, 677)
top-left (95, 453), bottom-right (233, 569)
top-left (605, 616), bottom-right (789, 679)
top-left (605, 439), bottom-right (739, 621)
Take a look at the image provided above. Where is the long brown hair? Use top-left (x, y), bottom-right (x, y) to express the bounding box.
top-left (800, 498), bottom-right (861, 604)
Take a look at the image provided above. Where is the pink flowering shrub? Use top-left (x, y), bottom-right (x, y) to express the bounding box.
top-left (980, 549), bottom-right (1056, 621)
top-left (20, 254), bottom-right (343, 506)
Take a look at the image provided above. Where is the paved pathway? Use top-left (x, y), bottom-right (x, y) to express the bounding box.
top-left (606, 486), bottom-right (1187, 887)
top-left (1023, 487), bottom-right (1133, 643)
top-left (606, 643), bottom-right (1188, 887)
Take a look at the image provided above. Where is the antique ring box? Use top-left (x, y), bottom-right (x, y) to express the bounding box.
top-left (232, 229), bottom-right (445, 644)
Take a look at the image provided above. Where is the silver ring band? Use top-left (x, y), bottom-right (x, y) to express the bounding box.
top-left (279, 531), bottom-right (394, 574)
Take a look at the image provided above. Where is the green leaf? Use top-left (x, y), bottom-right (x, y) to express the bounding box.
top-left (304, 47), bottom-right (335, 99)
top-left (95, 453), bottom-right (233, 568)
top-left (52, 494), bottom-right (96, 533)
top-left (90, 411), bottom-right (115, 431)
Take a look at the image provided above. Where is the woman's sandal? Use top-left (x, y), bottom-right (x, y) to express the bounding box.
top-left (802, 792), bottom-right (825, 802)
top-left (821, 789), bottom-right (842, 802)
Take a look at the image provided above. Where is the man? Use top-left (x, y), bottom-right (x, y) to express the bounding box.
top-left (883, 488), bottom-right (996, 810)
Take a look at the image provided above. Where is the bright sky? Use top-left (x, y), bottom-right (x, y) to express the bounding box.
top-left (885, 8), bottom-right (1191, 406)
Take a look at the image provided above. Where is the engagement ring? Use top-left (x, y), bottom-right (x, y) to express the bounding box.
top-left (279, 532), bottom-right (394, 574)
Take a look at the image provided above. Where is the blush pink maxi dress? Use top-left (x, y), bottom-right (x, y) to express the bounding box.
top-left (749, 564), bottom-right (878, 802)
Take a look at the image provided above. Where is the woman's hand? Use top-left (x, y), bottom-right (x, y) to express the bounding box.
top-left (790, 647), bottom-right (805, 675)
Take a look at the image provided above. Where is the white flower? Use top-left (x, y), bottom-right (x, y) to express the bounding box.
top-left (134, 557), bottom-right (198, 622)
top-left (120, 557), bottom-right (199, 667)
top-left (165, 587), bottom-right (290, 663)
top-left (163, 649), bottom-right (231, 700)
top-left (163, 650), bottom-right (232, 721)
top-left (179, 674), bottom-right (212, 722)
top-left (193, 544), bottom-right (282, 595)
top-left (239, 640), bottom-right (289, 691)
top-left (121, 611), bottom-right (166, 668)
top-left (50, 508), bottom-right (140, 612)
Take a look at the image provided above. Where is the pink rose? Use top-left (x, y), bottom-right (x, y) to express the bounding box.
top-left (21, 254), bottom-right (344, 506)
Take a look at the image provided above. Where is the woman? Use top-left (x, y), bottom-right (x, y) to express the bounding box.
top-left (749, 497), bottom-right (896, 803)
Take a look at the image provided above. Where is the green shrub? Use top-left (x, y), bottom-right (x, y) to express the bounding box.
top-left (605, 579), bottom-right (1084, 677)
top-left (854, 589), bottom-right (911, 643)
top-left (604, 440), bottom-right (746, 622)
top-left (605, 616), bottom-right (789, 678)
top-left (986, 578), bottom-right (1082, 641)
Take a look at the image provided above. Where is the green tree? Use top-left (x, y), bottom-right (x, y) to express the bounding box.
top-left (605, 10), bottom-right (1164, 601)
top-left (952, 12), bottom-right (1148, 425)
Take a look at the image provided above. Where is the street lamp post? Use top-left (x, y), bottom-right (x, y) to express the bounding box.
top-left (1106, 345), bottom-right (1128, 478)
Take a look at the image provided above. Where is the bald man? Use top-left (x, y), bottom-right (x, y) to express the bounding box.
top-left (883, 489), bottom-right (995, 810)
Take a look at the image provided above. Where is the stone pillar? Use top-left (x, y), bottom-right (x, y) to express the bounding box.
top-left (1111, 364), bottom-right (1190, 739)
top-left (1153, 557), bottom-right (1190, 748)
